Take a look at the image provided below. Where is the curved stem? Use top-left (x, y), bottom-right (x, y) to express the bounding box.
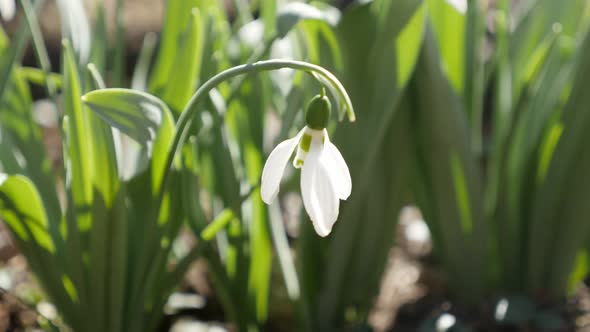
top-left (156, 59), bottom-right (354, 207)
top-left (226, 35), bottom-right (278, 101)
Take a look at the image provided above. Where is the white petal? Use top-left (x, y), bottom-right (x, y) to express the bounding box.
top-left (300, 140), bottom-right (325, 235)
top-left (261, 128), bottom-right (304, 204)
top-left (445, 0), bottom-right (467, 14)
top-left (323, 133), bottom-right (352, 200)
top-left (0, 0), bottom-right (15, 21)
top-left (316, 160), bottom-right (340, 229)
top-left (301, 137), bottom-right (339, 237)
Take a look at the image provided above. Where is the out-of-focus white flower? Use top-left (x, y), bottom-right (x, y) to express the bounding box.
top-left (0, 0), bottom-right (15, 21)
top-left (261, 95), bottom-right (351, 237)
top-left (238, 19), bottom-right (265, 48)
top-left (445, 0), bottom-right (467, 14)
top-left (56, 0), bottom-right (91, 64)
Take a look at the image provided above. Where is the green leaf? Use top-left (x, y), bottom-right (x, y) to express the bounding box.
top-left (497, 34), bottom-right (574, 290)
top-left (0, 129), bottom-right (22, 173)
top-left (0, 173), bottom-right (77, 326)
top-left (160, 8), bottom-right (206, 115)
top-left (107, 192), bottom-right (128, 332)
top-left (536, 122), bottom-right (563, 183)
top-left (0, 66), bottom-right (61, 224)
top-left (80, 64), bottom-right (123, 331)
top-left (0, 25), bottom-right (7, 49)
top-left (428, 0), bottom-right (466, 94)
top-left (131, 33), bottom-right (158, 92)
top-left (62, 40), bottom-right (94, 230)
top-left (81, 88), bottom-right (175, 192)
top-left (463, 0), bottom-right (485, 136)
top-left (408, 30), bottom-right (486, 300)
top-left (61, 275), bottom-right (79, 303)
top-left (371, 0), bottom-right (423, 35)
top-left (268, 202), bottom-right (300, 300)
top-left (82, 89), bottom-right (171, 147)
top-left (567, 249), bottom-right (588, 293)
top-left (261, 0), bottom-right (277, 39)
top-left (247, 189), bottom-right (272, 323)
top-left (140, 170), bottom-right (187, 331)
top-left (510, 0), bottom-right (588, 100)
top-left (85, 65), bottom-right (120, 208)
top-left (0, 174), bottom-right (54, 253)
top-left (90, 5), bottom-right (108, 73)
top-left (450, 153), bottom-right (473, 235)
top-left (301, 20), bottom-right (343, 73)
top-left (149, 0), bottom-right (199, 95)
top-left (396, 2), bottom-right (426, 87)
top-left (61, 41), bottom-right (94, 325)
top-left (17, 67), bottom-right (62, 89)
top-left (520, 29), bottom-right (560, 87)
top-left (201, 209), bottom-right (235, 240)
top-left (181, 137), bottom-right (207, 231)
top-left (526, 29), bottom-right (590, 293)
top-left (198, 0), bottom-right (232, 81)
top-left (0, 4), bottom-right (32, 104)
top-left (112, 0), bottom-right (126, 87)
top-left (21, 0), bottom-right (57, 97)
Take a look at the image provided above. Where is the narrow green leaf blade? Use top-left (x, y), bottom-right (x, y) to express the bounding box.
top-left (62, 40), bottom-right (94, 230)
top-left (149, 0), bottom-right (199, 95)
top-left (396, 2), bottom-right (426, 87)
top-left (160, 8), bottom-right (206, 115)
top-left (428, 0), bottom-right (466, 94)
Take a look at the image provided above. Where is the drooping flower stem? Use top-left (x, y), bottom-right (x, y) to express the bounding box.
top-left (155, 59), bottom-right (355, 209)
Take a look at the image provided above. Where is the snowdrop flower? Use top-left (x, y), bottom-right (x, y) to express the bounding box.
top-left (261, 94), bottom-right (351, 237)
top-left (0, 0), bottom-right (15, 21)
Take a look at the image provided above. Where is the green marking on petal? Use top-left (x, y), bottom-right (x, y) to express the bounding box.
top-left (300, 133), bottom-right (312, 152)
top-left (295, 159), bottom-right (304, 167)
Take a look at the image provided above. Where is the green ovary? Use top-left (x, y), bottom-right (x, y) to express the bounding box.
top-left (305, 94), bottom-right (331, 129)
